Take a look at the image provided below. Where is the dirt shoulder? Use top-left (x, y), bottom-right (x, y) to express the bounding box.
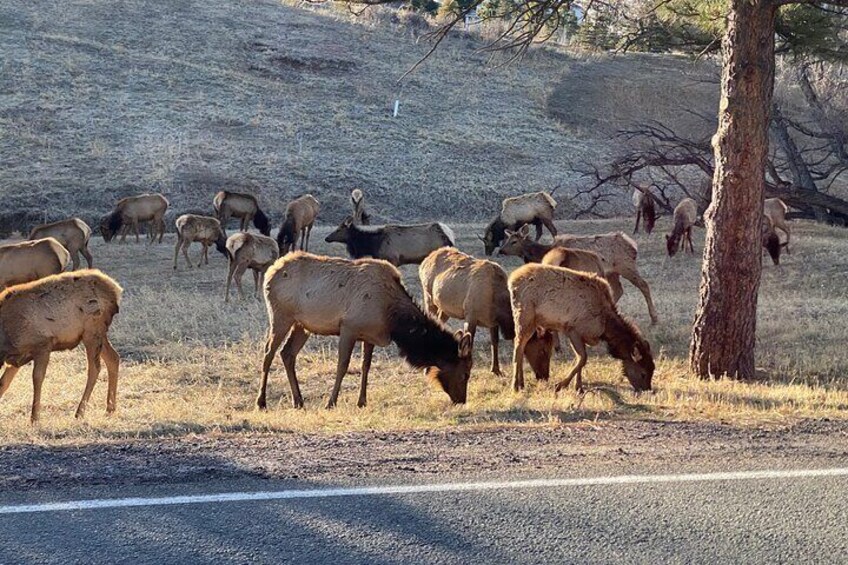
top-left (2, 419), bottom-right (846, 490)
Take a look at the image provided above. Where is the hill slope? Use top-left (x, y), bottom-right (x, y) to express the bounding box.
top-left (0, 0), bottom-right (716, 232)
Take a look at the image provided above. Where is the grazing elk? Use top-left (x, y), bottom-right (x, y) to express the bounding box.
top-left (224, 232), bottom-right (279, 302)
top-left (259, 252), bottom-right (474, 409)
top-left (28, 218), bottom-right (93, 270)
top-left (419, 247), bottom-right (515, 376)
top-left (325, 217), bottom-right (456, 266)
top-left (277, 194), bottom-right (320, 254)
top-left (666, 197), bottom-right (698, 256)
top-left (419, 247), bottom-right (555, 378)
top-left (0, 270), bottom-right (122, 423)
top-left (350, 189), bottom-right (370, 225)
top-left (632, 188), bottom-right (657, 235)
top-left (498, 227), bottom-right (659, 324)
top-left (481, 191), bottom-right (558, 255)
top-left (173, 214), bottom-right (228, 270)
top-left (100, 193), bottom-right (169, 244)
top-left (213, 191), bottom-right (271, 236)
top-left (0, 238), bottom-right (70, 290)
top-left (509, 263), bottom-right (654, 393)
top-left (764, 198), bottom-right (790, 252)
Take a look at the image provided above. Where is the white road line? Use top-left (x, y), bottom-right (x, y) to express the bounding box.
top-left (2, 467), bottom-right (846, 515)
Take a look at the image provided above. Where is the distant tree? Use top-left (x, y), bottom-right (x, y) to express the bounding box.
top-left (336, 0), bottom-right (848, 381)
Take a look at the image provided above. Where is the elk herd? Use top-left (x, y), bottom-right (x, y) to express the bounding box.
top-left (0, 186), bottom-right (793, 422)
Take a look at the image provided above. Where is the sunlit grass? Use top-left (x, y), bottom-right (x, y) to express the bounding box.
top-left (0, 219), bottom-right (846, 444)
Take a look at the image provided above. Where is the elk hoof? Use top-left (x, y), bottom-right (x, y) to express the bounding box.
top-left (256, 398), bottom-right (267, 411)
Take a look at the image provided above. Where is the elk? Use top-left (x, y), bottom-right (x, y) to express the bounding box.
top-left (762, 215), bottom-right (784, 266)
top-left (325, 217), bottom-right (455, 266)
top-left (481, 191), bottom-right (557, 255)
top-left (0, 238), bottom-right (70, 290)
top-left (509, 263), bottom-right (654, 394)
top-left (259, 252), bottom-right (474, 409)
top-left (498, 227), bottom-right (659, 324)
top-left (224, 232), bottom-right (279, 302)
top-left (100, 193), bottom-right (169, 244)
top-left (173, 214), bottom-right (228, 270)
top-left (0, 270), bottom-right (122, 423)
top-left (351, 189), bottom-right (370, 225)
top-left (277, 194), bottom-right (320, 254)
top-left (666, 197), bottom-right (698, 256)
top-left (764, 197), bottom-right (790, 253)
top-left (632, 188), bottom-right (657, 235)
top-left (212, 191), bottom-right (271, 236)
top-left (28, 218), bottom-right (93, 270)
top-left (419, 247), bottom-right (515, 376)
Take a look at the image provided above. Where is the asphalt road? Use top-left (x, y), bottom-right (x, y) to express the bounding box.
top-left (1, 467), bottom-right (846, 564)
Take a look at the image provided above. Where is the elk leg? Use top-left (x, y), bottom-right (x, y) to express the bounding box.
top-left (81, 245), bottom-right (94, 269)
top-left (101, 337), bottom-right (120, 414)
top-left (182, 241), bottom-right (193, 269)
top-left (197, 243), bottom-right (207, 268)
top-left (281, 324), bottom-right (309, 409)
top-left (533, 220), bottom-right (543, 241)
top-left (556, 333), bottom-right (587, 393)
top-left (30, 352), bottom-right (50, 424)
top-left (541, 217), bottom-right (557, 238)
top-left (327, 331), bottom-right (357, 409)
top-left (489, 326), bottom-right (502, 377)
top-left (304, 225), bottom-right (312, 252)
top-left (605, 273), bottom-right (624, 303)
top-left (70, 250), bottom-right (80, 270)
top-left (76, 339), bottom-right (103, 419)
top-left (233, 263), bottom-right (249, 300)
top-left (253, 269), bottom-right (261, 298)
top-left (133, 219), bottom-right (141, 243)
top-left (621, 269), bottom-right (658, 325)
top-left (686, 227), bottom-right (695, 254)
top-left (258, 317), bottom-right (293, 410)
top-left (512, 323), bottom-right (534, 392)
top-left (358, 342), bottom-right (374, 408)
top-left (0, 364), bottom-right (21, 399)
top-left (224, 258), bottom-right (239, 302)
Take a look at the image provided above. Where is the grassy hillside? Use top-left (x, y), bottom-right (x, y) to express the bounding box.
top-left (0, 0), bottom-right (720, 234)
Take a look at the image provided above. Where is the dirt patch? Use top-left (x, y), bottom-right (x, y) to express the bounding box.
top-left (2, 420), bottom-right (845, 489)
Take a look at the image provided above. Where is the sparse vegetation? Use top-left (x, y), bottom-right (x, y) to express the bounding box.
top-left (0, 218), bottom-right (845, 443)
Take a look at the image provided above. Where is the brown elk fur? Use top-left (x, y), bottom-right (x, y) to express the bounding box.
top-left (277, 194), bottom-right (320, 254)
top-left (173, 214), bottom-right (228, 270)
top-left (764, 198), bottom-right (790, 253)
top-left (100, 193), bottom-right (169, 244)
top-left (260, 252), bottom-right (474, 409)
top-left (498, 228), bottom-right (659, 324)
top-left (419, 247), bottom-right (514, 376)
top-left (666, 198), bottom-right (698, 256)
top-left (0, 238), bottom-right (70, 290)
top-left (213, 191), bottom-right (271, 236)
top-left (508, 263), bottom-right (654, 393)
top-left (481, 192), bottom-right (557, 255)
top-left (350, 189), bottom-right (370, 225)
top-left (632, 188), bottom-right (657, 235)
top-left (0, 270), bottom-right (122, 422)
top-left (762, 215), bottom-right (783, 266)
top-left (29, 218), bottom-right (93, 270)
top-left (224, 233), bottom-right (279, 302)
top-left (326, 217), bottom-right (456, 266)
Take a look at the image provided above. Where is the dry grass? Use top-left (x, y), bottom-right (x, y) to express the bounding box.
top-left (0, 218), bottom-right (846, 445)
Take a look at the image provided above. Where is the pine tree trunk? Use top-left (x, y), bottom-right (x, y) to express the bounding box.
top-left (689, 0), bottom-right (776, 379)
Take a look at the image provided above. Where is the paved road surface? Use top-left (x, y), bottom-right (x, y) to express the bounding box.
top-left (1, 465), bottom-right (846, 564)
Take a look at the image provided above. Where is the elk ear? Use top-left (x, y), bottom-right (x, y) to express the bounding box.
top-left (519, 224), bottom-right (530, 236)
top-left (458, 331), bottom-right (473, 358)
top-left (476, 234), bottom-right (486, 242)
top-left (342, 217), bottom-right (353, 227)
top-left (504, 230), bottom-right (514, 238)
top-left (631, 345), bottom-right (643, 363)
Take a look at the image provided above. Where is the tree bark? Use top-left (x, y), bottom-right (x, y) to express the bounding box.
top-left (689, 0), bottom-right (777, 380)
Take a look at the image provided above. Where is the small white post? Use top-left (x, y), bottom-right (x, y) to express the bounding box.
top-left (393, 99), bottom-right (400, 118)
